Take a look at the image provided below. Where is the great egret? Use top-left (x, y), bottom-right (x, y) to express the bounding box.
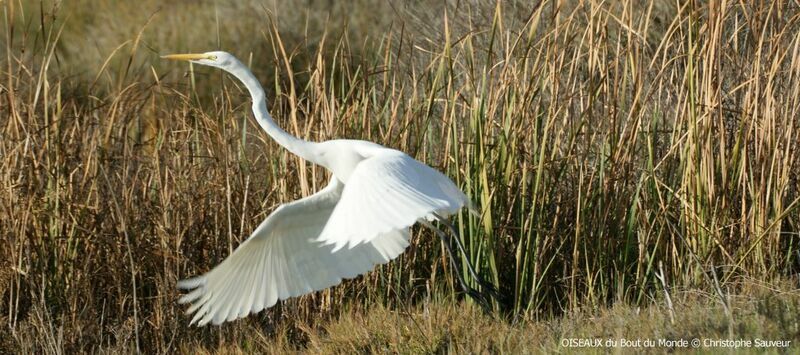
top-left (164, 51), bottom-right (501, 326)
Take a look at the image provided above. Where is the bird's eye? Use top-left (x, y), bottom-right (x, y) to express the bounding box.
top-left (207, 55), bottom-right (217, 61)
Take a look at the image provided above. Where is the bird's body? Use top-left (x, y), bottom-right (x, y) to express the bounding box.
top-left (164, 51), bottom-right (494, 326)
top-left (314, 139), bottom-right (382, 182)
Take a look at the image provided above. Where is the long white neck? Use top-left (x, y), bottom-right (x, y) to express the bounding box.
top-left (227, 63), bottom-right (320, 163)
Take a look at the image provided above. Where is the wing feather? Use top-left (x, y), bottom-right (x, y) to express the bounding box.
top-left (178, 179), bottom-right (409, 326)
top-left (318, 151), bottom-right (469, 251)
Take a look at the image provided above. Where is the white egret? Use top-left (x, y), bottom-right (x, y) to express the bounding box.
top-left (163, 51), bottom-right (501, 326)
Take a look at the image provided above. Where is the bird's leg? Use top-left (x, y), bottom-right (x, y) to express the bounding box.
top-left (434, 217), bottom-right (483, 283)
top-left (421, 221), bottom-right (492, 311)
top-left (434, 214), bottom-right (507, 307)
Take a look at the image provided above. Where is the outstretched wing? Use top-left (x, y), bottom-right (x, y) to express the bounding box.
top-left (177, 179), bottom-right (409, 326)
top-left (318, 151), bottom-right (470, 251)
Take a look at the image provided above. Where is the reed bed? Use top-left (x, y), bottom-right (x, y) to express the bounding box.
top-left (1, 0), bottom-right (799, 352)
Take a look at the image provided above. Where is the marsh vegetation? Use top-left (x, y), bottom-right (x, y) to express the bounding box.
top-left (2, 0), bottom-right (800, 352)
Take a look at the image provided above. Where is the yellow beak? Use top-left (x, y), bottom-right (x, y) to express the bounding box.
top-left (161, 53), bottom-right (211, 61)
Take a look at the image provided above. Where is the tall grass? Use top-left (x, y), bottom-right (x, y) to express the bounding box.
top-left (1, 0), bottom-right (799, 352)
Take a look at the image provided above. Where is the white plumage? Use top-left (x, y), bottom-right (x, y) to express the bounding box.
top-left (318, 150), bottom-right (469, 251)
top-left (164, 51), bottom-right (471, 326)
top-left (177, 180), bottom-right (412, 325)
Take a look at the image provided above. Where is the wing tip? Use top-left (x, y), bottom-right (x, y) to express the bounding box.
top-left (177, 275), bottom-right (207, 290)
top-left (178, 288), bottom-right (204, 304)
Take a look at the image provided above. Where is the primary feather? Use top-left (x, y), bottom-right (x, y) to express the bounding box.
top-left (318, 150), bottom-right (469, 251)
top-left (178, 180), bottom-right (409, 326)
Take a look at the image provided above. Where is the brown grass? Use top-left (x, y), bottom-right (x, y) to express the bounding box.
top-left (29, 278), bottom-right (792, 353)
top-left (2, 0), bottom-right (800, 352)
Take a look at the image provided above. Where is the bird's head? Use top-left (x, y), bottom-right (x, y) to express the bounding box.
top-left (161, 51), bottom-right (239, 70)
